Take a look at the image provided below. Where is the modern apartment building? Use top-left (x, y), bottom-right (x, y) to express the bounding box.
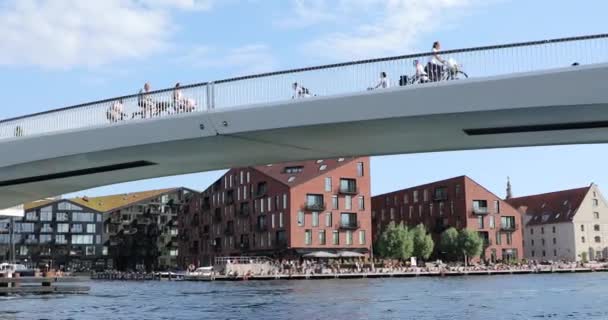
top-left (71, 188), bottom-right (194, 271)
top-left (0, 198), bottom-right (106, 271)
top-left (507, 183), bottom-right (608, 261)
top-left (372, 176), bottom-right (523, 262)
top-left (179, 157), bottom-right (372, 267)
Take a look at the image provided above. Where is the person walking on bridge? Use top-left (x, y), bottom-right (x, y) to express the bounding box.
top-left (426, 41), bottom-right (446, 82)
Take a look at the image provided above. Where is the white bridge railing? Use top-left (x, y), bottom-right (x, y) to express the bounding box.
top-left (1, 34), bottom-right (607, 140)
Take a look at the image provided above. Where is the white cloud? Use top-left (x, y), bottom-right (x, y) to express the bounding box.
top-left (0, 0), bottom-right (212, 69)
top-left (290, 0), bottom-right (489, 60)
top-left (178, 44), bottom-right (278, 76)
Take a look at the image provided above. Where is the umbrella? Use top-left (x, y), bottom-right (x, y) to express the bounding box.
top-left (337, 251), bottom-right (365, 258)
top-left (303, 251), bottom-right (338, 258)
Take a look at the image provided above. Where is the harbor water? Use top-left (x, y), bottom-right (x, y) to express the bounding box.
top-left (2, 273), bottom-right (608, 319)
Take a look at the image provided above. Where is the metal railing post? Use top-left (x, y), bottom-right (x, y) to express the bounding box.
top-left (206, 82), bottom-right (215, 111)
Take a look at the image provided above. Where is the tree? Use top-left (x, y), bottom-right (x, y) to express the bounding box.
top-left (440, 227), bottom-right (460, 261)
top-left (376, 222), bottom-right (414, 260)
top-left (412, 224), bottom-right (434, 260)
top-left (458, 229), bottom-right (483, 266)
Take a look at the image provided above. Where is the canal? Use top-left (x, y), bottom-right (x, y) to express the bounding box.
top-left (1, 273), bottom-right (607, 319)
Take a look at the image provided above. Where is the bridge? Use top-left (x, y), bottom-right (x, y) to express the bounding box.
top-left (1, 34), bottom-right (608, 208)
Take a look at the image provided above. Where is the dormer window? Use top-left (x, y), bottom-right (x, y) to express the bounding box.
top-left (284, 166), bottom-right (303, 174)
top-left (319, 165), bottom-right (327, 171)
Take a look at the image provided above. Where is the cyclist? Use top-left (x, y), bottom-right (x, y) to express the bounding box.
top-left (426, 41), bottom-right (446, 82)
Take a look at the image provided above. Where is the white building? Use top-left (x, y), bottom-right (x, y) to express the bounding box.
top-left (507, 184), bottom-right (608, 262)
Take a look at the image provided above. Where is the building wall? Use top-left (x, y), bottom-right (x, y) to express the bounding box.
top-left (523, 223), bottom-right (575, 261)
top-left (372, 176), bottom-right (523, 262)
top-left (0, 200), bottom-right (106, 271)
top-left (289, 158), bottom-right (371, 253)
top-left (572, 184), bottom-right (608, 261)
top-left (178, 158), bottom-right (371, 268)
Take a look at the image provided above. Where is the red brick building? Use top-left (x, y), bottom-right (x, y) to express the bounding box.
top-left (179, 157), bottom-right (371, 266)
top-left (371, 176), bottom-right (523, 262)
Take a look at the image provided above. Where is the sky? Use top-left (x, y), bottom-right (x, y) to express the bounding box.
top-left (0, 0), bottom-right (607, 200)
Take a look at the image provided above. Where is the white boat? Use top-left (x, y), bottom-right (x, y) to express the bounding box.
top-left (154, 271), bottom-right (184, 281)
top-left (185, 266), bottom-right (214, 281)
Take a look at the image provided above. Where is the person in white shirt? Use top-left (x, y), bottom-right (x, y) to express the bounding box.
top-left (427, 41), bottom-right (446, 81)
top-left (107, 99), bottom-right (126, 122)
top-left (372, 72), bottom-right (390, 89)
top-left (173, 82), bottom-right (196, 113)
top-left (413, 60), bottom-right (429, 83)
top-left (292, 82), bottom-right (311, 99)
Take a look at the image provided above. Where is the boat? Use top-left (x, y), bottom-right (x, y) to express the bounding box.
top-left (0, 263), bottom-right (35, 276)
top-left (184, 266), bottom-right (214, 281)
top-left (155, 271), bottom-right (184, 281)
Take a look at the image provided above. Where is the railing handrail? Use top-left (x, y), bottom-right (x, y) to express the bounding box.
top-left (1, 33), bottom-right (607, 125)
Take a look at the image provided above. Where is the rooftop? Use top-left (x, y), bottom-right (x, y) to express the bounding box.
top-left (506, 186), bottom-right (591, 225)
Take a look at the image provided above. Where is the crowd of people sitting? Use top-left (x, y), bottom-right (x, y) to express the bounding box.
top-left (219, 257), bottom-right (607, 278)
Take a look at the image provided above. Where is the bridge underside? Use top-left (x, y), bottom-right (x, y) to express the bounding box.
top-left (1, 64), bottom-right (607, 207)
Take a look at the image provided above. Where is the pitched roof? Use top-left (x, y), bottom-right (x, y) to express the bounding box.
top-left (372, 175), bottom-right (467, 198)
top-left (506, 186), bottom-right (591, 226)
top-left (252, 157), bottom-right (356, 186)
top-left (24, 199), bottom-right (56, 211)
top-left (70, 188), bottom-right (179, 213)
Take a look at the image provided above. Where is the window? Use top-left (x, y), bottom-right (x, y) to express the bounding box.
top-left (271, 214), bottom-right (276, 229)
top-left (477, 216), bottom-right (484, 229)
top-left (260, 198), bottom-right (265, 213)
top-left (41, 224), bottom-right (53, 233)
top-left (553, 249), bottom-right (557, 257)
top-left (593, 199), bottom-right (599, 207)
top-left (531, 239), bottom-right (534, 246)
top-left (58, 202), bottom-right (82, 211)
top-left (312, 212), bottom-right (319, 227)
top-left (305, 230), bottom-right (312, 245)
top-left (247, 171), bottom-right (250, 183)
top-left (283, 194), bottom-right (287, 209)
top-left (359, 230), bottom-right (366, 245)
top-left (530, 228), bottom-right (534, 235)
top-left (595, 224), bottom-right (601, 231)
top-left (332, 196), bottom-right (338, 210)
top-left (389, 208), bottom-right (395, 220)
top-left (297, 211), bottom-right (304, 227)
top-left (594, 212), bottom-right (600, 219)
top-left (325, 177), bottom-right (332, 192)
top-left (85, 246), bottom-right (96, 256)
top-left (582, 236), bottom-right (586, 243)
top-left (72, 235), bottom-right (94, 244)
top-left (472, 200), bottom-right (488, 213)
top-left (333, 231), bottom-right (340, 245)
top-left (72, 212), bottom-right (94, 222)
top-left (40, 209), bottom-right (53, 221)
top-left (340, 213), bottom-right (357, 228)
top-left (413, 191), bottom-right (419, 203)
top-left (325, 213), bottom-right (332, 227)
top-left (345, 230), bottom-right (353, 245)
top-left (434, 187), bottom-right (448, 201)
top-left (319, 164), bottom-right (327, 171)
top-left (455, 184), bottom-right (462, 197)
top-left (423, 189), bottom-right (429, 202)
top-left (345, 195), bottom-right (352, 210)
top-left (358, 196), bottom-right (365, 210)
top-left (595, 236), bottom-right (601, 243)
top-left (553, 237), bottom-right (556, 244)
top-left (56, 235), bottom-right (67, 244)
top-left (56, 212), bottom-right (68, 221)
top-left (339, 179), bottom-right (357, 194)
top-left (57, 224), bottom-right (69, 233)
top-left (39, 234), bottom-right (52, 243)
top-left (284, 166), bottom-right (303, 174)
top-left (267, 197), bottom-right (272, 211)
top-left (170, 249), bottom-right (179, 257)
top-left (15, 223), bottom-right (34, 233)
top-left (489, 216), bottom-right (495, 229)
top-left (541, 227), bottom-right (545, 234)
top-left (86, 224), bottom-right (96, 233)
top-left (319, 230), bottom-right (326, 245)
top-left (71, 224), bottom-right (83, 233)
top-left (506, 232), bottom-right (512, 245)
top-left (404, 194), bottom-right (409, 204)
top-left (306, 194), bottom-right (324, 210)
top-left (279, 212), bottom-right (284, 228)
top-left (495, 232), bottom-right (501, 245)
top-left (542, 250), bottom-right (546, 257)
top-left (25, 211), bottom-right (38, 221)
top-left (541, 239), bottom-right (545, 246)
top-left (581, 225), bottom-right (585, 232)
top-left (552, 226), bottom-right (556, 233)
top-left (531, 250), bottom-right (535, 257)
top-left (356, 162), bottom-right (364, 177)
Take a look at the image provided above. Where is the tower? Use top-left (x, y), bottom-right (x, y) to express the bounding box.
top-left (506, 177), bottom-right (513, 200)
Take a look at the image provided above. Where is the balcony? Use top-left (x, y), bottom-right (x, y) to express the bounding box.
top-left (338, 186), bottom-right (358, 195)
top-left (304, 202), bottom-right (326, 211)
top-left (213, 211), bottom-right (222, 223)
top-left (500, 223), bottom-right (518, 232)
top-left (336, 221), bottom-right (360, 230)
top-left (237, 206), bottom-right (250, 217)
top-left (472, 207), bottom-right (489, 215)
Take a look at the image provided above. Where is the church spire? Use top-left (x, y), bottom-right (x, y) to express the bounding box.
top-left (506, 176), bottom-right (513, 199)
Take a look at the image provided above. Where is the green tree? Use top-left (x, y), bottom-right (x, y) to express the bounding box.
top-left (440, 227), bottom-right (460, 261)
top-left (376, 222), bottom-right (414, 260)
top-left (458, 229), bottom-right (483, 266)
top-left (412, 224), bottom-right (434, 260)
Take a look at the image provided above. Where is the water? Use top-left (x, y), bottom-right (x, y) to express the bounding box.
top-left (1, 273), bottom-right (608, 320)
